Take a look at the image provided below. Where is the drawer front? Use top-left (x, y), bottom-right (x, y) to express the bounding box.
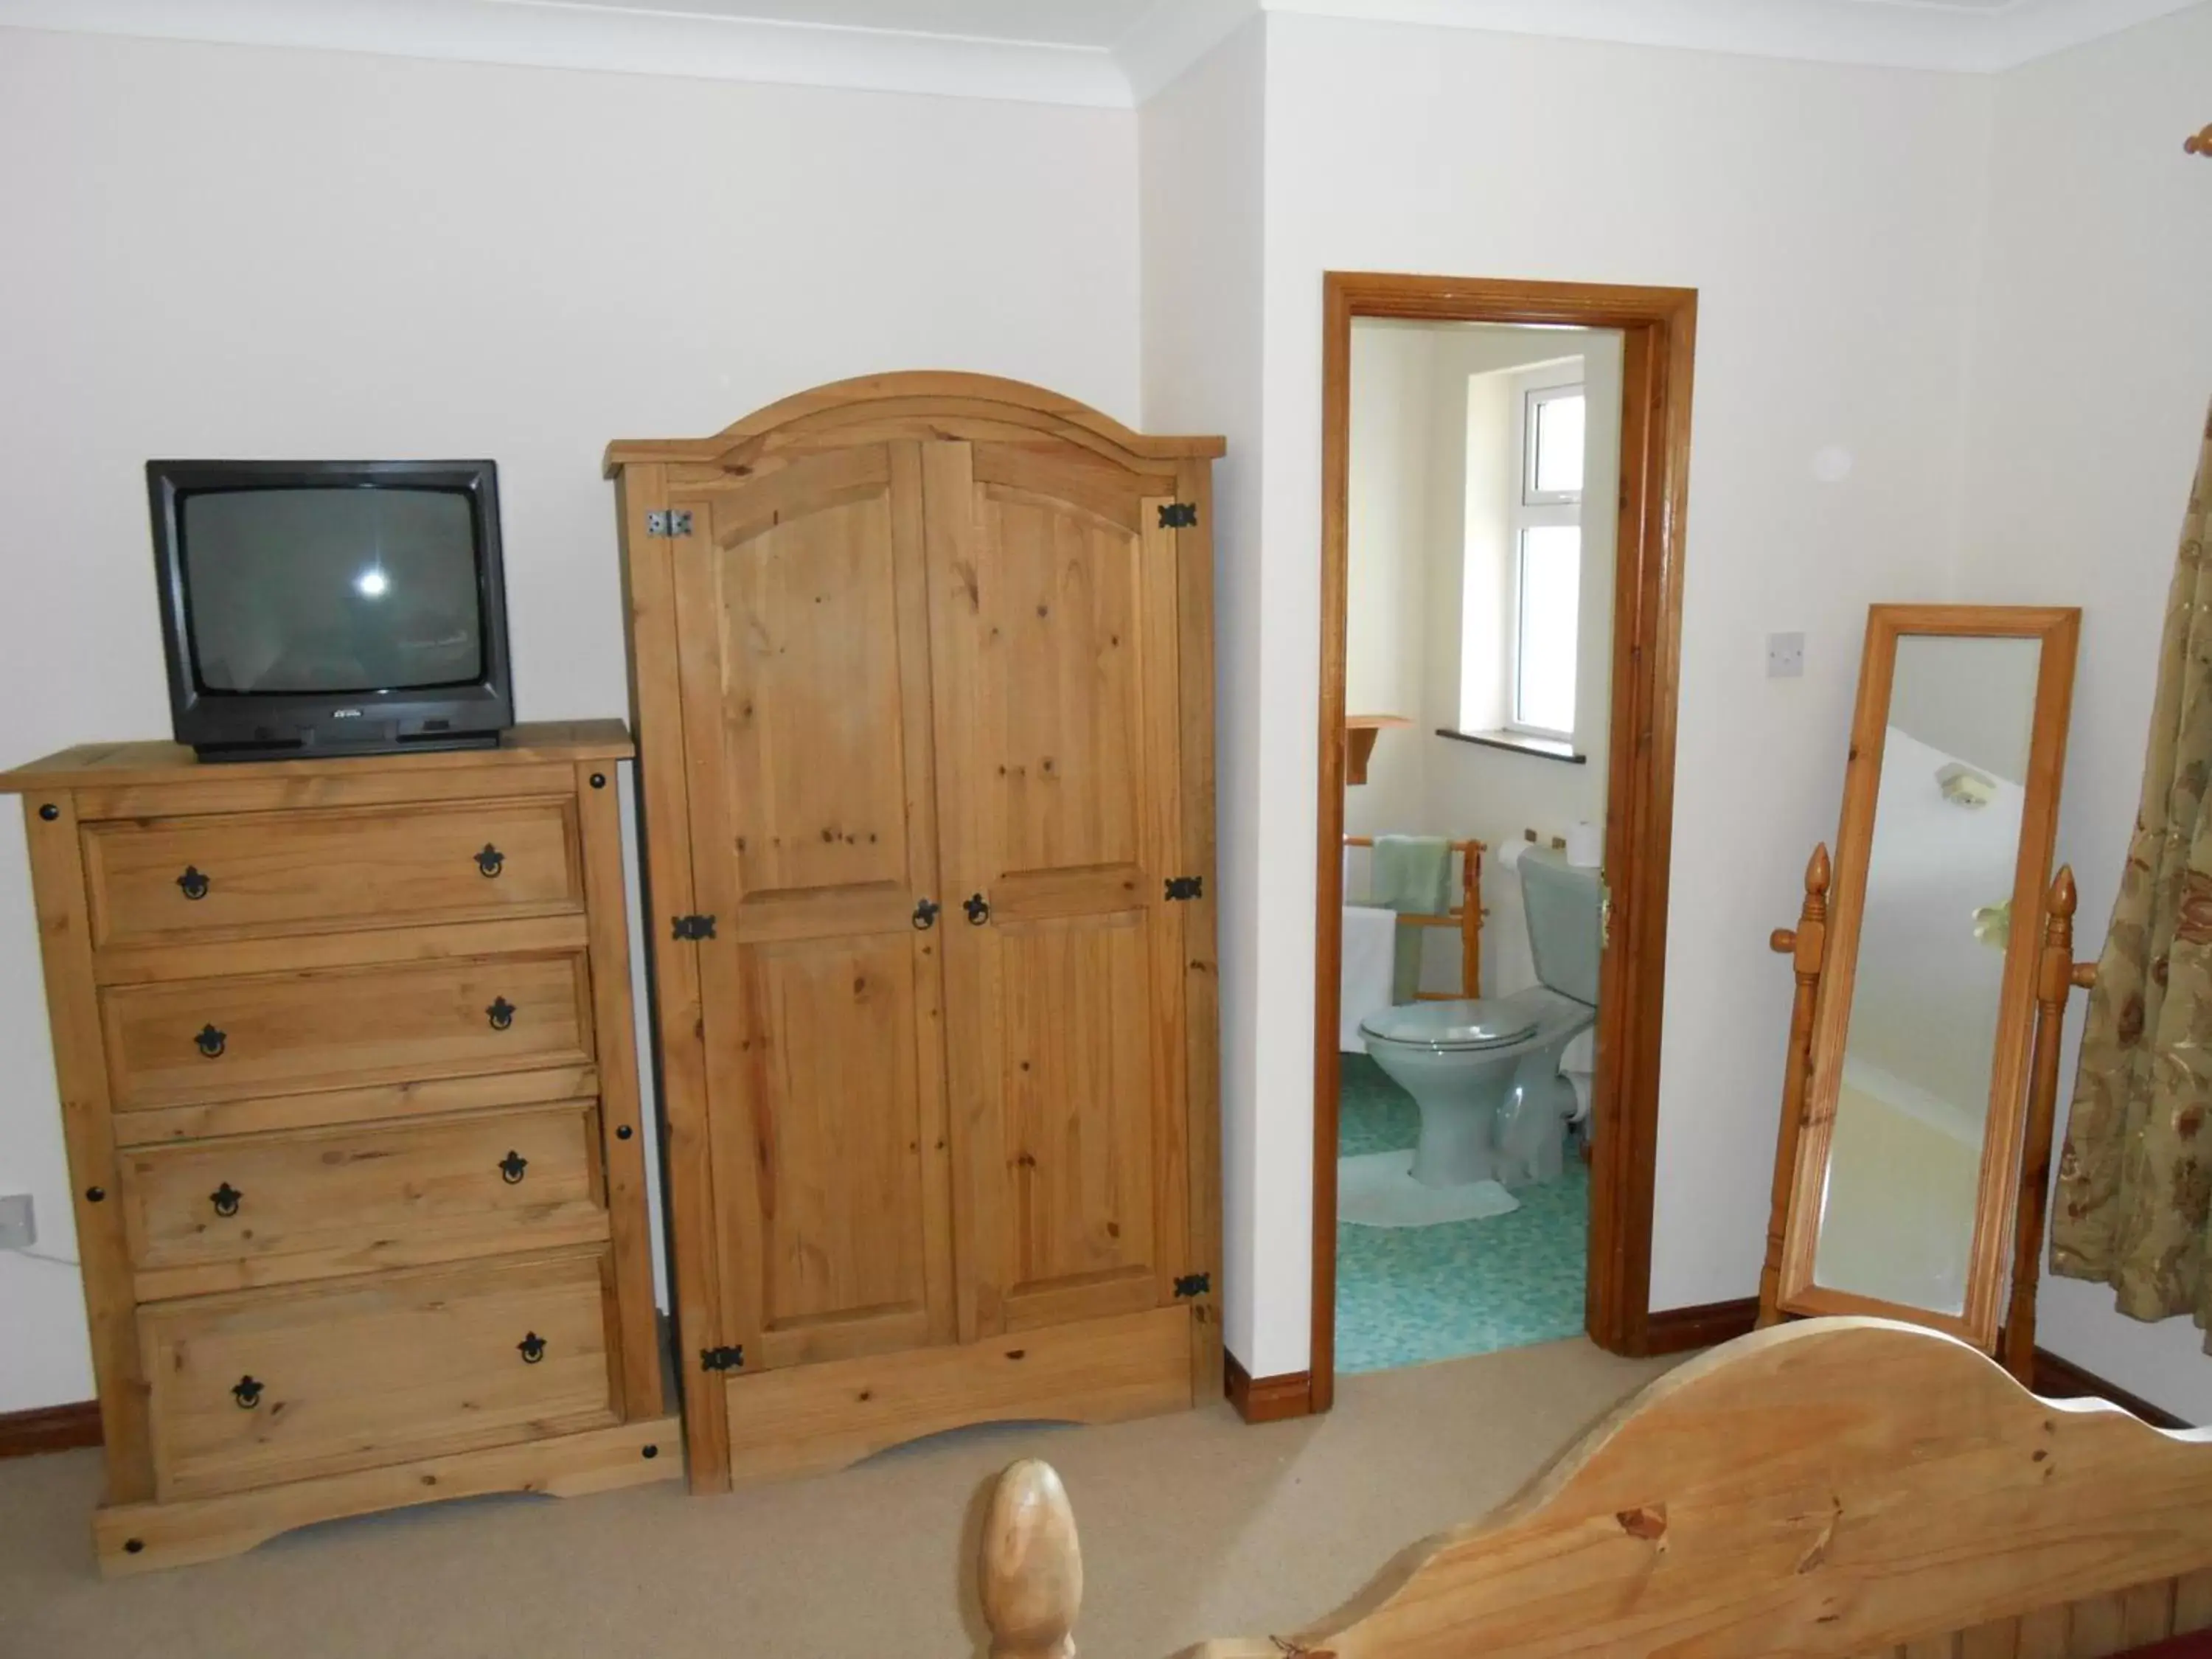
top-left (141, 1251), bottom-right (618, 1500)
top-left (119, 1102), bottom-right (607, 1286)
top-left (102, 953), bottom-right (594, 1111)
top-left (84, 797), bottom-right (581, 947)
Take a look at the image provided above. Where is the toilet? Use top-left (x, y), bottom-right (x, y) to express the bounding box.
top-left (1360, 846), bottom-right (1601, 1189)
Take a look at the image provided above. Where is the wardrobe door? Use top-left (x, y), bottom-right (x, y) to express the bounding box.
top-left (669, 442), bottom-right (956, 1371)
top-left (920, 439), bottom-right (1192, 1340)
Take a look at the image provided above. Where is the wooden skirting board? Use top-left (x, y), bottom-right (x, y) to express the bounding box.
top-left (1641, 1296), bottom-right (1761, 1355)
top-left (0, 1399), bottom-right (102, 1459)
top-left (1225, 1355), bottom-right (1314, 1423)
top-left (2034, 1346), bottom-right (2191, 1430)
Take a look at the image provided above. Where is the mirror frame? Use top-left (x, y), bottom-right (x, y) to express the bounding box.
top-left (1777, 603), bottom-right (2080, 1349)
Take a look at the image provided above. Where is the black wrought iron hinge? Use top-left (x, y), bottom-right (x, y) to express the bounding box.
top-left (670, 914), bottom-right (717, 941)
top-left (644, 509), bottom-right (694, 538)
top-left (1164, 876), bottom-right (1204, 902)
top-left (1173, 1271), bottom-right (1211, 1299)
top-left (1157, 502), bottom-right (1198, 529)
top-left (699, 1344), bottom-right (745, 1373)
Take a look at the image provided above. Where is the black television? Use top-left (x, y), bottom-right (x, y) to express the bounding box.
top-left (147, 459), bottom-right (515, 760)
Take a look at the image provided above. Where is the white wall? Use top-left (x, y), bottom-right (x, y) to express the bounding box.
top-left (1231, 17), bottom-right (1993, 1374)
top-left (1137, 19), bottom-right (1270, 1367)
top-left (1343, 321), bottom-right (1439, 839)
top-left (1955, 1), bottom-right (2212, 1421)
top-left (0, 27), bottom-right (1139, 1413)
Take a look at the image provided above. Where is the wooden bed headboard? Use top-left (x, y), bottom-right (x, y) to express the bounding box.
top-left (976, 1318), bottom-right (2212, 1658)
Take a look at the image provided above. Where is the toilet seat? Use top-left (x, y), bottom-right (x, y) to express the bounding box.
top-left (1359, 999), bottom-right (1540, 1052)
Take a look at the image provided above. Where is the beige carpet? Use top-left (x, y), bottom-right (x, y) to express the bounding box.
top-left (0, 1338), bottom-right (1676, 1659)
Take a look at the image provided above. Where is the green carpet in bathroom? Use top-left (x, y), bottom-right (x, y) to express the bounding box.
top-left (1337, 1053), bottom-right (1589, 1374)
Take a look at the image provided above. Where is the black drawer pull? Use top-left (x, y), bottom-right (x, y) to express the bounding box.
top-left (498, 1151), bottom-right (528, 1184)
top-left (194, 1024), bottom-right (227, 1059)
top-left (475, 844), bottom-right (505, 878)
top-left (963, 893), bottom-right (990, 925)
top-left (487, 997), bottom-right (515, 1032)
top-left (912, 897), bottom-right (940, 931)
top-left (176, 866), bottom-right (211, 901)
top-left (232, 1376), bottom-right (263, 1409)
top-left (210, 1182), bottom-right (242, 1217)
top-left (518, 1332), bottom-right (546, 1364)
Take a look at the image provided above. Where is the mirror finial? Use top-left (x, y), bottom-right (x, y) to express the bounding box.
top-left (2047, 865), bottom-right (2078, 922)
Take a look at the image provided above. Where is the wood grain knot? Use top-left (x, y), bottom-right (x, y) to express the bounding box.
top-left (1616, 1505), bottom-right (1667, 1540)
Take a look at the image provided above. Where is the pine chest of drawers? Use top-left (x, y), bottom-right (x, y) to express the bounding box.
top-left (2, 721), bottom-right (677, 1573)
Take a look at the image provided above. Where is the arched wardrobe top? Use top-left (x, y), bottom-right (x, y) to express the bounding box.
top-left (602, 371), bottom-right (1225, 479)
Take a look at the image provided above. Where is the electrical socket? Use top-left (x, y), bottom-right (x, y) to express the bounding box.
top-left (1767, 632), bottom-right (1806, 679)
top-left (0, 1192), bottom-right (32, 1252)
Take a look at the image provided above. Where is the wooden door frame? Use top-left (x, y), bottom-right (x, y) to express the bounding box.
top-left (1312, 272), bottom-right (1698, 1410)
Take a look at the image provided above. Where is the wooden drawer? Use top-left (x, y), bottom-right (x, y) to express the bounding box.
top-left (140, 1251), bottom-right (619, 1500)
top-left (119, 1102), bottom-right (608, 1295)
top-left (83, 797), bottom-right (581, 948)
top-left (102, 953), bottom-right (594, 1112)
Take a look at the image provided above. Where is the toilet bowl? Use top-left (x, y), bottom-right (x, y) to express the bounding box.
top-left (1360, 847), bottom-right (1601, 1189)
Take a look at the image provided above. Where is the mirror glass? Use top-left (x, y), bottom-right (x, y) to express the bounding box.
top-left (1811, 633), bottom-right (2043, 1315)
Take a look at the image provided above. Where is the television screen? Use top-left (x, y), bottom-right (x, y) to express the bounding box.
top-left (178, 486), bottom-right (486, 695)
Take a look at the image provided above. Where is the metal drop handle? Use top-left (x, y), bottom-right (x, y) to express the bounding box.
top-left (176, 866), bottom-right (211, 901)
top-left (210, 1182), bottom-right (242, 1217)
top-left (912, 897), bottom-right (940, 931)
top-left (232, 1376), bottom-right (263, 1409)
top-left (487, 998), bottom-right (515, 1031)
top-left (195, 1024), bottom-right (227, 1060)
top-left (517, 1333), bottom-right (547, 1364)
top-left (475, 844), bottom-right (505, 878)
top-left (498, 1151), bottom-right (528, 1184)
top-left (963, 894), bottom-right (990, 925)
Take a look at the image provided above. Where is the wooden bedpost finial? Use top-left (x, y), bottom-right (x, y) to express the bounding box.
top-left (1806, 842), bottom-right (1832, 900)
top-left (980, 1460), bottom-right (1082, 1659)
top-left (2048, 865), bottom-right (2078, 921)
top-left (1771, 844), bottom-right (1832, 955)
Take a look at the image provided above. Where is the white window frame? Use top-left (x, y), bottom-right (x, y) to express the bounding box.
top-left (1523, 383), bottom-right (1586, 507)
top-left (1507, 375), bottom-right (1585, 741)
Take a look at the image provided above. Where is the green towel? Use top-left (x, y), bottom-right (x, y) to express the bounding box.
top-left (1371, 835), bottom-right (1452, 1002)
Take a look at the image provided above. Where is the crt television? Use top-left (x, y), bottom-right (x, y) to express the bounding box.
top-left (147, 459), bottom-right (515, 759)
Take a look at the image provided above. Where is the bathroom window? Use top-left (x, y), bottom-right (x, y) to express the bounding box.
top-left (1511, 382), bottom-right (1584, 738)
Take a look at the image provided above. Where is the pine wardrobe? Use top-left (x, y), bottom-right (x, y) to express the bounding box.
top-left (605, 374), bottom-right (1224, 1490)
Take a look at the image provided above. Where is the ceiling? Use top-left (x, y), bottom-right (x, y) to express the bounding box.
top-left (0, 0), bottom-right (2193, 107)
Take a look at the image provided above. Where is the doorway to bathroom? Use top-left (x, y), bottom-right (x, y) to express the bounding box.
top-left (1312, 274), bottom-right (1698, 1412)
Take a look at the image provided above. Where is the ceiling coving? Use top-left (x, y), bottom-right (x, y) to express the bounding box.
top-left (0, 0), bottom-right (2191, 107)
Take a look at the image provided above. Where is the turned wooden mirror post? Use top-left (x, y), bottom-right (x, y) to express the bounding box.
top-left (1759, 605), bottom-right (2081, 1357)
top-left (1998, 867), bottom-right (2098, 1380)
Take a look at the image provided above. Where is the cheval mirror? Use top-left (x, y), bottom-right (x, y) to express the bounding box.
top-left (1758, 605), bottom-right (2082, 1363)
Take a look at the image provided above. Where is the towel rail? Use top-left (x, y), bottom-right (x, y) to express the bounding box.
top-left (1343, 835), bottom-right (1485, 1000)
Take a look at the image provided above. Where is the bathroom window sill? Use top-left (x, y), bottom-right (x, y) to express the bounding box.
top-left (1436, 728), bottom-right (1588, 765)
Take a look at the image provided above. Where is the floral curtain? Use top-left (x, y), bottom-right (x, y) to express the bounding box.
top-left (2053, 402), bottom-right (2212, 1340)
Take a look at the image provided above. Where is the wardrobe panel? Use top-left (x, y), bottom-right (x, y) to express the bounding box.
top-left (715, 462), bottom-right (910, 901)
top-left (998, 910), bottom-right (1161, 1326)
top-left (741, 933), bottom-right (937, 1366)
top-left (983, 487), bottom-right (1143, 877)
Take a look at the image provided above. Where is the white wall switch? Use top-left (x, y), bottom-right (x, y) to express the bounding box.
top-left (1767, 632), bottom-right (1806, 678)
top-left (0, 1192), bottom-right (32, 1252)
